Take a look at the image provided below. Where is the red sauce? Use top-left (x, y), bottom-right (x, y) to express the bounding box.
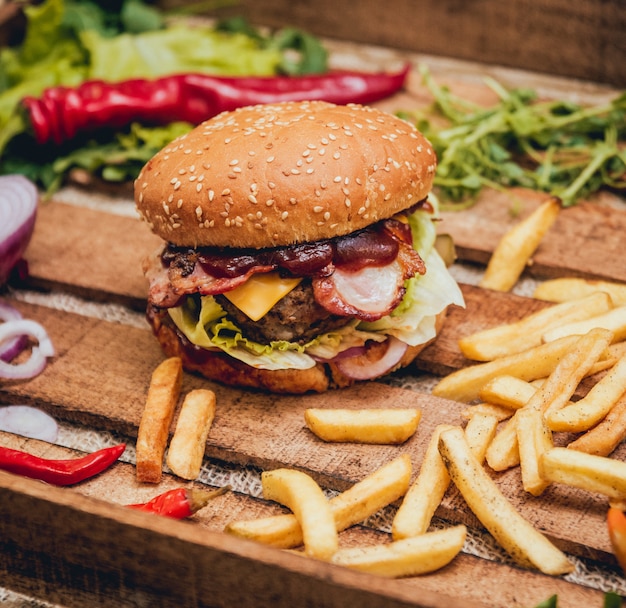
top-left (164, 216), bottom-right (413, 279)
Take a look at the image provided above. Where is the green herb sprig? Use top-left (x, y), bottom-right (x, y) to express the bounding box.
top-left (399, 66), bottom-right (626, 208)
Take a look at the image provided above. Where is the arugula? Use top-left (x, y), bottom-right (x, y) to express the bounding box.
top-left (398, 66), bottom-right (626, 208)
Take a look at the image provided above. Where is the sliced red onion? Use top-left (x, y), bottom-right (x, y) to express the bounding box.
top-left (0, 405), bottom-right (58, 442)
top-left (334, 336), bottom-right (408, 380)
top-left (0, 174), bottom-right (38, 285)
top-left (0, 319), bottom-right (55, 380)
top-left (0, 301), bottom-right (26, 362)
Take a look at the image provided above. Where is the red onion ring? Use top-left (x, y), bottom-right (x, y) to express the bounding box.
top-left (0, 174), bottom-right (38, 285)
top-left (0, 301), bottom-right (26, 362)
top-left (334, 336), bottom-right (408, 380)
top-left (0, 319), bottom-right (55, 380)
top-left (0, 405), bottom-right (58, 442)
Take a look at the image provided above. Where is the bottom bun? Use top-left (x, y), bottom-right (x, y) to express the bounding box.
top-left (146, 305), bottom-right (446, 394)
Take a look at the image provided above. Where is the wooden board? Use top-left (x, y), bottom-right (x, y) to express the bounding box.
top-left (439, 188), bottom-right (626, 284)
top-left (2, 67), bottom-right (626, 605)
top-left (0, 433), bottom-right (609, 608)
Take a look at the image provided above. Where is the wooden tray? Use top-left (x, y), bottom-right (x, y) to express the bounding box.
top-left (2, 66), bottom-right (626, 607)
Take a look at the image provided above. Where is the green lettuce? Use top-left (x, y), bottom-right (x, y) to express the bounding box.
top-left (167, 204), bottom-right (465, 371)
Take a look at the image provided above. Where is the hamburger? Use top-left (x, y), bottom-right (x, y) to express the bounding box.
top-left (135, 100), bottom-right (464, 393)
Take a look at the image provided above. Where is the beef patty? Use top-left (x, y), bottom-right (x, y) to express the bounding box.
top-left (215, 279), bottom-right (349, 344)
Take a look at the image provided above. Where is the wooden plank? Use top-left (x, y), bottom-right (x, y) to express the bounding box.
top-left (24, 201), bottom-right (160, 310)
top-left (0, 434), bottom-right (609, 608)
top-left (0, 298), bottom-right (618, 567)
top-left (162, 0), bottom-right (626, 85)
top-left (439, 189), bottom-right (626, 284)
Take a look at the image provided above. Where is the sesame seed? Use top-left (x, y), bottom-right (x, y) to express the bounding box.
top-left (281, 211), bottom-right (289, 220)
top-left (208, 190), bottom-right (215, 201)
top-left (345, 198), bottom-right (351, 207)
top-left (291, 169), bottom-right (301, 175)
top-left (267, 156), bottom-right (275, 163)
top-left (333, 176), bottom-right (342, 183)
top-left (333, 152), bottom-right (341, 160)
top-left (196, 184), bottom-right (203, 192)
top-left (195, 206), bottom-right (203, 218)
top-left (323, 211), bottom-right (330, 221)
top-left (313, 206), bottom-right (324, 213)
top-left (266, 199), bottom-right (275, 206)
top-left (248, 194), bottom-right (258, 204)
top-left (174, 181), bottom-right (181, 191)
top-left (221, 189), bottom-right (231, 196)
top-left (177, 199), bottom-right (183, 208)
top-left (229, 159), bottom-right (239, 166)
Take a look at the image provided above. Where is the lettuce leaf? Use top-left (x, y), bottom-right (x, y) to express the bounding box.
top-left (167, 206), bottom-right (465, 371)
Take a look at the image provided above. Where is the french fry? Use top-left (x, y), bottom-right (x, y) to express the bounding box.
top-left (534, 277), bottom-right (626, 306)
top-left (542, 305), bottom-right (626, 344)
top-left (540, 448), bottom-right (626, 499)
top-left (516, 407), bottom-right (553, 496)
top-left (227, 455), bottom-right (412, 549)
top-left (461, 403), bottom-right (516, 422)
top-left (535, 328), bottom-right (613, 418)
top-left (547, 350), bottom-right (626, 432)
top-left (485, 328), bottom-right (613, 471)
top-left (262, 468), bottom-right (338, 560)
top-left (304, 408), bottom-right (420, 444)
top-left (432, 335), bottom-right (581, 403)
top-left (439, 427), bottom-right (574, 575)
top-left (392, 418), bottom-right (496, 540)
top-left (485, 417), bottom-right (520, 472)
top-left (331, 525), bottom-right (467, 578)
top-left (479, 375), bottom-right (537, 409)
top-left (479, 197), bottom-right (561, 292)
top-left (166, 389), bottom-right (216, 480)
top-left (567, 395), bottom-right (626, 457)
top-left (464, 413), bottom-right (499, 465)
top-left (392, 425), bottom-right (454, 540)
top-left (459, 292), bottom-right (613, 361)
top-left (136, 356), bottom-right (183, 483)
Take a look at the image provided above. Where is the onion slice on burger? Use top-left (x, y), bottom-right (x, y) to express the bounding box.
top-left (0, 175), bottom-right (38, 285)
top-left (334, 336), bottom-right (408, 380)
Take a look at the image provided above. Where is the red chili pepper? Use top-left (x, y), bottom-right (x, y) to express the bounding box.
top-left (607, 506), bottom-right (626, 574)
top-left (0, 443), bottom-right (126, 486)
top-left (22, 65), bottom-right (410, 145)
top-left (127, 486), bottom-right (230, 519)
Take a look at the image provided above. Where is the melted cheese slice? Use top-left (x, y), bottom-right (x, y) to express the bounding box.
top-left (223, 272), bottom-right (302, 321)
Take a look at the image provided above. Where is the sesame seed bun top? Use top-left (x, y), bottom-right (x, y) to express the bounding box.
top-left (134, 101), bottom-right (437, 249)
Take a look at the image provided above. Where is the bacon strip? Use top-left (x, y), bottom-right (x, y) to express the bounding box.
top-left (144, 217), bottom-right (426, 313)
top-left (312, 240), bottom-right (425, 321)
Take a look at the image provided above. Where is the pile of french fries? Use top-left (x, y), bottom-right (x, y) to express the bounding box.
top-left (225, 273), bottom-right (626, 578)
